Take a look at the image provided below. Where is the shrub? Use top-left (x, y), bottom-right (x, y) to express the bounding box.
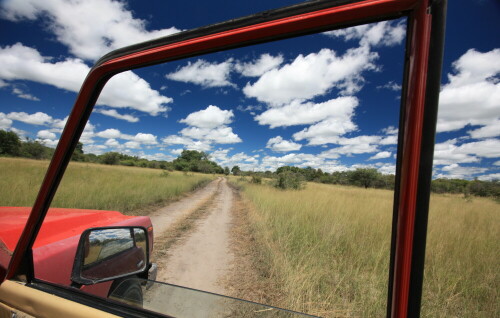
top-left (275, 171), bottom-right (305, 190)
top-left (251, 175), bottom-right (262, 184)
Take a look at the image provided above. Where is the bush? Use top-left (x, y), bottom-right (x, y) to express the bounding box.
top-left (251, 175), bottom-right (262, 184)
top-left (275, 171), bottom-right (305, 190)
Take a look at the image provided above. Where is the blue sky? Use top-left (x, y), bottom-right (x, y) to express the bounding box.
top-left (0, 0), bottom-right (499, 180)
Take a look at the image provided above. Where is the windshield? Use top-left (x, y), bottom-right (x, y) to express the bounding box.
top-left (111, 278), bottom-right (315, 317)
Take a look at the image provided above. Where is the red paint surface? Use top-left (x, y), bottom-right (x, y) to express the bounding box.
top-left (1, 207), bottom-right (152, 297)
top-left (391, 1), bottom-right (432, 317)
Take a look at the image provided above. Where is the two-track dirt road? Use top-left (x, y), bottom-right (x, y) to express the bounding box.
top-left (148, 177), bottom-right (235, 295)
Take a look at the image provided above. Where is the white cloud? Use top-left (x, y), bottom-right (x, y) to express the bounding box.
top-left (324, 20), bottom-right (405, 47)
top-left (104, 139), bottom-right (120, 147)
top-left (369, 151), bottom-right (391, 160)
top-left (243, 47), bottom-right (377, 106)
top-left (435, 164), bottom-right (488, 180)
top-left (124, 141), bottom-right (141, 149)
top-left (256, 97), bottom-right (358, 129)
top-left (7, 111), bottom-right (53, 125)
top-left (235, 54), bottom-right (283, 77)
top-left (180, 105), bottom-right (234, 129)
top-left (1, 0), bottom-right (180, 61)
top-left (170, 148), bottom-right (184, 156)
top-left (319, 136), bottom-right (382, 158)
top-left (0, 43), bottom-right (173, 116)
top-left (166, 59), bottom-right (234, 88)
top-left (164, 105), bottom-right (242, 149)
top-left (95, 109), bottom-right (139, 123)
top-left (377, 81), bottom-right (402, 91)
top-left (96, 128), bottom-right (125, 139)
top-left (133, 133), bottom-right (157, 145)
top-left (467, 119), bottom-right (500, 139)
top-left (180, 126), bottom-right (241, 144)
top-left (437, 49), bottom-right (500, 133)
top-left (38, 138), bottom-right (58, 147)
top-left (0, 113), bottom-right (13, 130)
top-left (266, 136), bottom-right (302, 152)
top-left (478, 173), bottom-right (500, 181)
top-left (161, 135), bottom-right (212, 152)
top-left (494, 160), bottom-right (500, 166)
top-left (12, 87), bottom-right (39, 101)
top-left (36, 129), bottom-right (56, 140)
top-left (433, 138), bottom-right (500, 165)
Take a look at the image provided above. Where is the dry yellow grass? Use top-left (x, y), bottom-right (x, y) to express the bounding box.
top-left (233, 179), bottom-right (499, 317)
top-left (0, 157), bottom-right (215, 213)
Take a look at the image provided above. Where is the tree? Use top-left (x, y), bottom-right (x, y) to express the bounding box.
top-left (231, 166), bottom-right (241, 176)
top-left (20, 140), bottom-right (47, 159)
top-left (224, 166), bottom-right (230, 175)
top-left (100, 152), bottom-right (120, 165)
top-left (0, 130), bottom-right (21, 156)
top-left (275, 171), bottom-right (304, 190)
top-left (349, 168), bottom-right (380, 189)
top-left (71, 142), bottom-right (85, 161)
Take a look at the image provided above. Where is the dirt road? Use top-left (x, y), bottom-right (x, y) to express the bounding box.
top-left (149, 177), bottom-right (234, 294)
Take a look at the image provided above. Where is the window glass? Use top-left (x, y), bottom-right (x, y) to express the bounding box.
top-left (26, 13), bottom-right (406, 317)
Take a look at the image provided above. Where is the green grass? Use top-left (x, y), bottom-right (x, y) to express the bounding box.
top-left (0, 157), bottom-right (215, 213)
top-left (233, 179), bottom-right (499, 317)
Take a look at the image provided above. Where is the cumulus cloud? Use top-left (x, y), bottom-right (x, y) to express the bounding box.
top-left (180, 126), bottom-right (241, 144)
top-left (0, 113), bottom-right (13, 130)
top-left (435, 164), bottom-right (488, 180)
top-left (95, 109), bottom-right (139, 123)
top-left (369, 151), bottom-right (391, 160)
top-left (256, 97), bottom-right (358, 129)
top-left (243, 47), bottom-right (377, 106)
top-left (163, 105), bottom-right (241, 151)
top-left (36, 129), bottom-right (56, 140)
top-left (437, 49), bottom-right (500, 133)
top-left (433, 138), bottom-right (500, 165)
top-left (166, 59), bottom-right (235, 88)
top-left (467, 119), bottom-right (500, 139)
top-left (6, 111), bottom-right (53, 125)
top-left (478, 173), bottom-right (500, 181)
top-left (179, 105), bottom-right (234, 128)
top-left (0, 43), bottom-right (173, 116)
top-left (377, 81), bottom-right (402, 91)
top-left (1, 0), bottom-right (180, 61)
top-left (266, 136), bottom-right (302, 152)
top-left (235, 54), bottom-right (284, 77)
top-left (319, 136), bottom-right (381, 158)
top-left (12, 87), bottom-right (39, 101)
top-left (324, 20), bottom-right (406, 47)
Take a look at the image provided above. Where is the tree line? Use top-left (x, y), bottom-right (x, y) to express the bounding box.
top-left (1, 129), bottom-right (498, 199)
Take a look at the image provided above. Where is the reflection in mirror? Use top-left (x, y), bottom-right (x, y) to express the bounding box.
top-left (81, 228), bottom-right (146, 281)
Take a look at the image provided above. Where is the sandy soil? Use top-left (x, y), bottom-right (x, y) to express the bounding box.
top-left (150, 177), bottom-right (234, 294)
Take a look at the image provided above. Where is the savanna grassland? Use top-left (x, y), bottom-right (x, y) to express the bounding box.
top-left (233, 179), bottom-right (499, 318)
top-left (0, 157), bottom-right (214, 213)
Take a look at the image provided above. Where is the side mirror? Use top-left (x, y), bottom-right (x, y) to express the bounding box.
top-left (71, 227), bottom-right (149, 285)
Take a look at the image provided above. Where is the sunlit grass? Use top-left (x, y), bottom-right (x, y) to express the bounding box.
top-left (0, 157), bottom-right (215, 213)
top-left (233, 179), bottom-right (499, 317)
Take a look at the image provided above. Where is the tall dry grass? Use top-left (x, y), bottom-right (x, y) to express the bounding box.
top-left (234, 179), bottom-right (499, 317)
top-left (0, 158), bottom-right (215, 213)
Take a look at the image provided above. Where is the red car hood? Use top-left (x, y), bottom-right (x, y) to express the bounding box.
top-left (0, 207), bottom-right (136, 253)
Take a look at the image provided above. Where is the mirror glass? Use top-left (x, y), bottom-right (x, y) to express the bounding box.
top-left (81, 228), bottom-right (147, 281)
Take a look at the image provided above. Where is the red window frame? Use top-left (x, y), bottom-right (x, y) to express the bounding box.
top-left (2, 0), bottom-right (447, 317)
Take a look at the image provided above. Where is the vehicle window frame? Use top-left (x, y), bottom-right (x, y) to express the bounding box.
top-left (1, 0), bottom-right (447, 317)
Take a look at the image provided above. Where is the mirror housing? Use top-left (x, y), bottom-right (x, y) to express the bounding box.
top-left (71, 226), bottom-right (149, 285)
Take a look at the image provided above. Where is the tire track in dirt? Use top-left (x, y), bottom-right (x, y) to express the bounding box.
top-left (148, 177), bottom-right (221, 241)
top-left (155, 177), bottom-right (234, 294)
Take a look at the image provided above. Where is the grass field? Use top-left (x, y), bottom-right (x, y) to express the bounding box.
top-left (233, 179), bottom-right (499, 317)
top-left (0, 157), bottom-right (215, 213)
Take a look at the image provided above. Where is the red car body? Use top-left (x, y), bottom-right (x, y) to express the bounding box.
top-left (0, 207), bottom-right (153, 298)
